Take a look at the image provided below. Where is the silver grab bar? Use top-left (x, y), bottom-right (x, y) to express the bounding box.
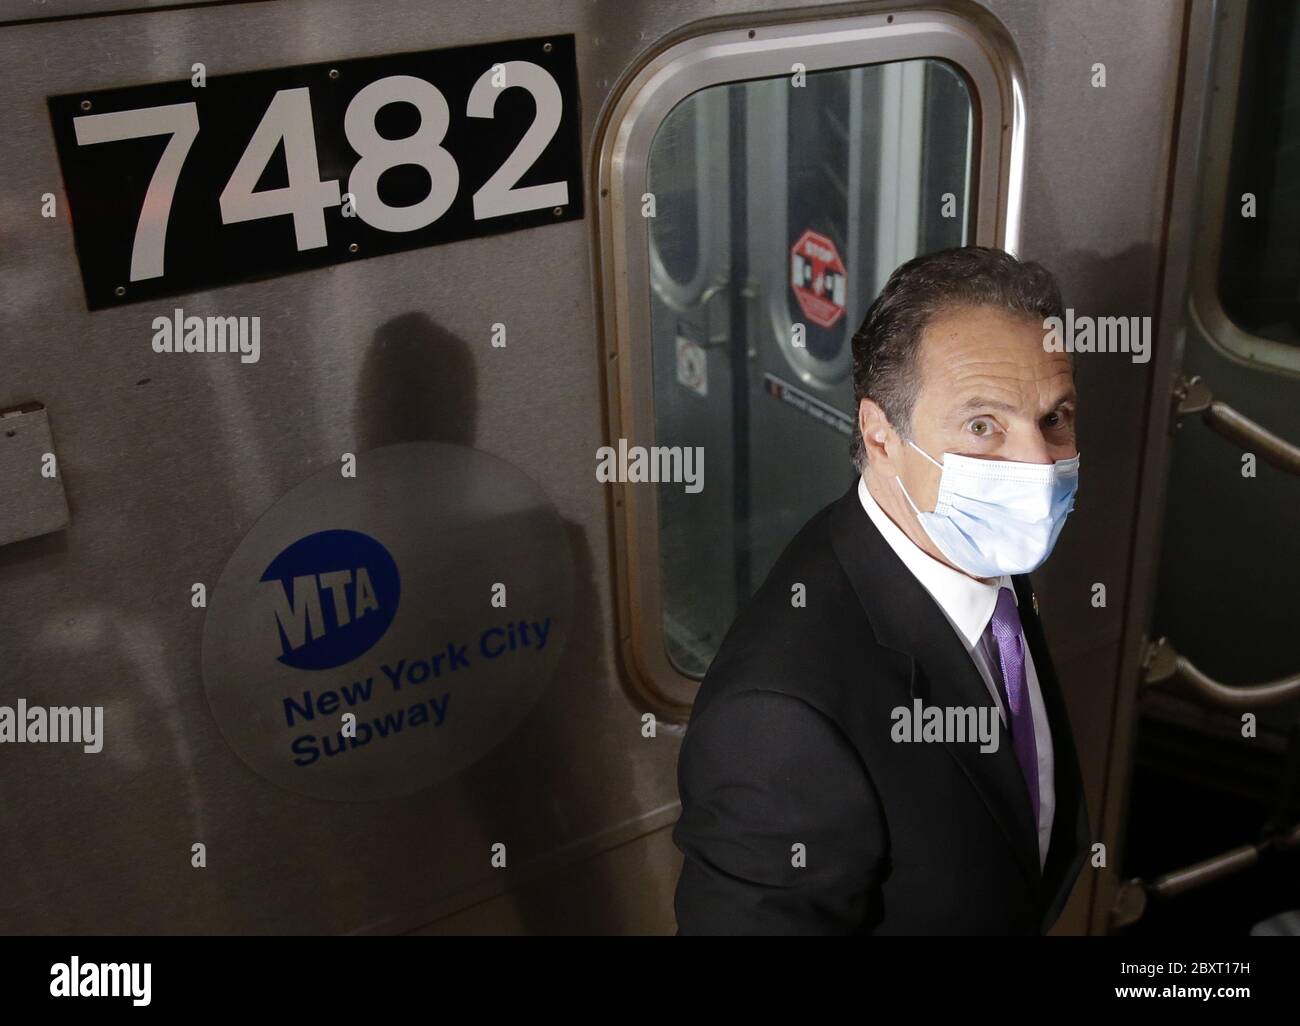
top-left (1143, 637), bottom-right (1300, 709)
top-left (1111, 822), bottom-right (1300, 928)
top-left (1175, 375), bottom-right (1300, 475)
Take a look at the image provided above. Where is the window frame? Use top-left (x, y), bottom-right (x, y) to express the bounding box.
top-left (1189, 0), bottom-right (1300, 378)
top-left (593, 7), bottom-right (1028, 713)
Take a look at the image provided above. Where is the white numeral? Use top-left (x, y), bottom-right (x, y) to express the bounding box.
top-left (467, 60), bottom-right (569, 219)
top-left (219, 87), bottom-right (341, 250)
top-left (77, 63), bottom-right (572, 282)
top-left (73, 103), bottom-right (199, 281)
top-left (344, 75), bottom-right (458, 233)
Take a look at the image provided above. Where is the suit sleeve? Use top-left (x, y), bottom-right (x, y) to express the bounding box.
top-left (672, 688), bottom-right (887, 935)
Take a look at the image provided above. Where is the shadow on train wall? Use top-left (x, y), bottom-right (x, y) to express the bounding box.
top-left (357, 312), bottom-right (641, 934)
top-left (0, 309), bottom-right (649, 935)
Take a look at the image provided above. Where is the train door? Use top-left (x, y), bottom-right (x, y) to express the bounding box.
top-left (1103, 0), bottom-right (1300, 934)
top-left (601, 1), bottom-right (1191, 937)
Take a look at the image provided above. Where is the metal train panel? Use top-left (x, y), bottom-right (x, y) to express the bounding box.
top-left (0, 0), bottom-right (1294, 940)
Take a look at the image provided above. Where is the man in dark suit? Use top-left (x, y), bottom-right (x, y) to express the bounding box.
top-left (673, 246), bottom-right (1090, 934)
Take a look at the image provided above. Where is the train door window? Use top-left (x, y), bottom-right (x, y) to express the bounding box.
top-left (1193, 0), bottom-right (1300, 375)
top-left (597, 12), bottom-right (1025, 708)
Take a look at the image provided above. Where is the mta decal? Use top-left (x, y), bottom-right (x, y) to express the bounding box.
top-left (259, 529), bottom-right (400, 670)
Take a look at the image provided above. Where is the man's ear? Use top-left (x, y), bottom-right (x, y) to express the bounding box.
top-left (858, 398), bottom-right (895, 470)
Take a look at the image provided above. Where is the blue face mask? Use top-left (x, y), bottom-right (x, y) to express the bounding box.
top-left (894, 440), bottom-right (1079, 578)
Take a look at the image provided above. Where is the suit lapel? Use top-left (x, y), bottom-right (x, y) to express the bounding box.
top-left (1011, 574), bottom-right (1091, 928)
top-left (828, 484), bottom-right (1042, 896)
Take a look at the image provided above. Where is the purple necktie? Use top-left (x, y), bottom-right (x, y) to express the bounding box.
top-left (987, 587), bottom-right (1040, 825)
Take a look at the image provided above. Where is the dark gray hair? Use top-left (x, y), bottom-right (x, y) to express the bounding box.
top-left (849, 246), bottom-right (1065, 472)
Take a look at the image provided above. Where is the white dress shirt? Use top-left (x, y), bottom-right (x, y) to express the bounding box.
top-left (857, 476), bottom-right (1055, 869)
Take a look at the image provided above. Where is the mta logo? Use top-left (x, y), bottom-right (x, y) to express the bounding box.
top-left (259, 529), bottom-right (400, 670)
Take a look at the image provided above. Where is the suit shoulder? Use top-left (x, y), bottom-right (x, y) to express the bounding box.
top-left (751, 496), bottom-right (857, 618)
top-left (691, 493), bottom-right (885, 719)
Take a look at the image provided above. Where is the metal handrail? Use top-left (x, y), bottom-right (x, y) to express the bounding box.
top-left (1111, 821), bottom-right (1300, 928)
top-left (1143, 637), bottom-right (1300, 709)
top-left (1175, 375), bottom-right (1300, 475)
top-left (1152, 377), bottom-right (1300, 707)
top-left (1120, 385), bottom-right (1300, 928)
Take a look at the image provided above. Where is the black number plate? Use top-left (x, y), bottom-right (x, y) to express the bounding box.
top-left (48, 34), bottom-right (582, 310)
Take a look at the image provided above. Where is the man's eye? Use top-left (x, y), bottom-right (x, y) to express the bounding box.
top-left (970, 418), bottom-right (993, 436)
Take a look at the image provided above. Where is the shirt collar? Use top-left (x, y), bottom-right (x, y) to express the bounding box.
top-left (856, 475), bottom-right (1014, 650)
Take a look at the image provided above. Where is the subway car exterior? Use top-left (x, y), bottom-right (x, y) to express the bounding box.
top-left (0, 0), bottom-right (1296, 939)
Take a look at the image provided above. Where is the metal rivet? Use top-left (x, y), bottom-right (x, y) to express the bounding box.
top-left (553, 206), bottom-right (563, 216)
top-left (543, 42), bottom-right (553, 53)
top-left (114, 285), bottom-right (125, 297)
top-left (348, 243), bottom-right (359, 253)
top-left (80, 99), bottom-right (92, 111)
top-left (328, 68), bottom-right (340, 80)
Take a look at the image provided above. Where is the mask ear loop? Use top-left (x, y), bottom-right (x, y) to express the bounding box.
top-left (894, 438), bottom-right (943, 517)
top-left (906, 438), bottom-right (945, 470)
top-left (894, 474), bottom-right (924, 517)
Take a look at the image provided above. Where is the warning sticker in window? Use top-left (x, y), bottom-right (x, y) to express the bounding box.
top-left (790, 229), bottom-right (847, 329)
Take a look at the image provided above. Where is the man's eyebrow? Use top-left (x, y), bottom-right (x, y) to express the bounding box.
top-left (953, 396), bottom-right (1019, 415)
top-left (953, 391), bottom-right (1078, 416)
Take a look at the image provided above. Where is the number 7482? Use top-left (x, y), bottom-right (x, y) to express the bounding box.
top-left (72, 60), bottom-right (570, 284)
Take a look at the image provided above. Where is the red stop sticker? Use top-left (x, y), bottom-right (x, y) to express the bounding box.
top-left (790, 229), bottom-right (847, 329)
